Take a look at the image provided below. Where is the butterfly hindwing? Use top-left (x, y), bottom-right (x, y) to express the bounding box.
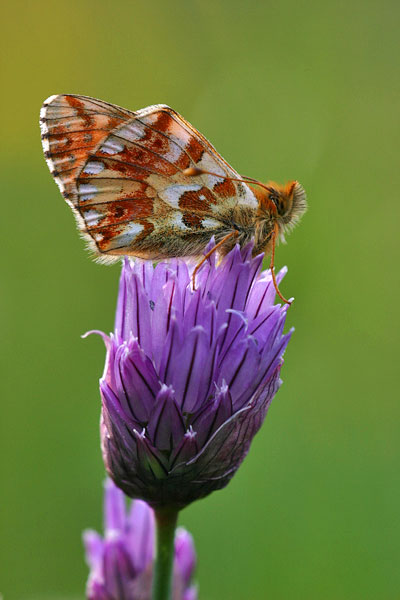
top-left (41, 94), bottom-right (258, 260)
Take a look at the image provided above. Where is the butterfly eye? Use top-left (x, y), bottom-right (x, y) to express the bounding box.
top-left (269, 193), bottom-right (279, 204)
top-left (269, 192), bottom-right (287, 216)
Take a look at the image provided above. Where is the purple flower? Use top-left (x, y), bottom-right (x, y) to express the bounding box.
top-left (83, 478), bottom-right (197, 600)
top-left (94, 243), bottom-right (292, 509)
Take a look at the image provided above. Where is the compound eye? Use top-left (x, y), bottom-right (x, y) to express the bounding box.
top-left (269, 192), bottom-right (280, 206)
top-left (269, 192), bottom-right (286, 215)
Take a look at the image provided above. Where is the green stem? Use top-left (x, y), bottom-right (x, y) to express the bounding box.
top-left (152, 507), bottom-right (179, 600)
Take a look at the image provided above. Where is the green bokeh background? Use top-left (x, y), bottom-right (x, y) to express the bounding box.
top-left (1, 0), bottom-right (399, 598)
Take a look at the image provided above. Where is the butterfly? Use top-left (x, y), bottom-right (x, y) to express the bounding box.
top-left (40, 94), bottom-right (306, 302)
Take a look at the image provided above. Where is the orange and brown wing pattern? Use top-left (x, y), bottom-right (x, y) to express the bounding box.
top-left (41, 95), bottom-right (258, 260)
top-left (40, 94), bottom-right (134, 204)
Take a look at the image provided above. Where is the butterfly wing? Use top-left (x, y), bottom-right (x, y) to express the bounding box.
top-left (40, 94), bottom-right (258, 261)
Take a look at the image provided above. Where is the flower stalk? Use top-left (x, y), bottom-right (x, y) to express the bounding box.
top-left (152, 508), bottom-right (179, 600)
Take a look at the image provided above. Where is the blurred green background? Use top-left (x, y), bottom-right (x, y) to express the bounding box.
top-left (1, 0), bottom-right (399, 598)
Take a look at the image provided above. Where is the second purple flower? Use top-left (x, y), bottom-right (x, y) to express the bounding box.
top-left (94, 243), bottom-right (292, 509)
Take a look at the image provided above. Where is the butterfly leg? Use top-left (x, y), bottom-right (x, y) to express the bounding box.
top-left (192, 231), bottom-right (239, 290)
top-left (269, 223), bottom-right (291, 305)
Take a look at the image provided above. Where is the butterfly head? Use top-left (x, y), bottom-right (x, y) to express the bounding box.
top-left (259, 180), bottom-right (307, 241)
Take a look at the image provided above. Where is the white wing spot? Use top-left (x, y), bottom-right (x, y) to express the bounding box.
top-left (201, 217), bottom-right (221, 229)
top-left (109, 222), bottom-right (144, 249)
top-left (163, 142), bottom-right (182, 163)
top-left (47, 137), bottom-right (68, 149)
top-left (118, 122), bottom-right (146, 141)
top-left (141, 113), bottom-right (160, 126)
top-left (78, 183), bottom-right (98, 201)
top-left (236, 183), bottom-right (258, 210)
top-left (83, 161), bottom-right (105, 175)
top-left (170, 212), bottom-right (190, 230)
top-left (101, 137), bottom-right (124, 155)
top-left (196, 153), bottom-right (225, 180)
top-left (83, 209), bottom-right (103, 227)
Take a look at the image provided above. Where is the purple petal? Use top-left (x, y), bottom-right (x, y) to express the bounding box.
top-left (132, 428), bottom-right (169, 479)
top-left (83, 529), bottom-right (104, 570)
top-left (245, 266), bottom-right (287, 318)
top-left (255, 330), bottom-right (292, 389)
top-left (182, 292), bottom-right (218, 346)
top-left (247, 305), bottom-right (282, 346)
top-left (149, 261), bottom-right (170, 303)
top-left (215, 262), bottom-right (252, 330)
top-left (175, 528), bottom-right (196, 585)
top-left (182, 291), bottom-right (202, 337)
top-left (86, 578), bottom-right (108, 600)
top-left (204, 245), bottom-right (243, 305)
top-left (103, 539), bottom-right (136, 598)
top-left (117, 268), bottom-right (153, 357)
top-left (132, 258), bottom-right (154, 295)
top-left (217, 337), bottom-right (261, 408)
top-left (157, 317), bottom-right (183, 381)
top-left (183, 586), bottom-right (198, 600)
top-left (218, 309), bottom-right (248, 360)
top-left (115, 257), bottom-right (131, 343)
top-left (104, 478), bottom-right (126, 535)
top-left (147, 385), bottom-right (186, 451)
top-left (168, 259), bottom-right (191, 294)
top-left (100, 379), bottom-right (141, 432)
top-left (167, 326), bottom-right (217, 413)
top-left (127, 500), bottom-right (154, 572)
top-left (240, 241), bottom-right (255, 262)
top-left (169, 428), bottom-right (199, 471)
top-left (116, 339), bottom-right (160, 422)
top-left (191, 382), bottom-right (234, 446)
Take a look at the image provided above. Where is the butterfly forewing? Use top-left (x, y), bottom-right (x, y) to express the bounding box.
top-left (41, 94), bottom-right (258, 261)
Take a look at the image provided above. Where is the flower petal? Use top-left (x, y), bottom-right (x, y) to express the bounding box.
top-left (167, 326), bottom-right (217, 413)
top-left (132, 258), bottom-right (154, 295)
top-left (83, 529), bottom-right (104, 570)
top-left (175, 528), bottom-right (197, 585)
top-left (116, 266), bottom-right (153, 357)
top-left (103, 539), bottom-right (136, 598)
top-left (217, 336), bottom-right (261, 408)
top-left (169, 428), bottom-right (199, 471)
top-left (147, 385), bottom-right (186, 451)
top-left (117, 339), bottom-right (160, 422)
top-left (127, 499), bottom-right (154, 572)
top-left (191, 382), bottom-right (234, 446)
top-left (245, 266), bottom-right (287, 318)
top-left (104, 478), bottom-right (126, 535)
